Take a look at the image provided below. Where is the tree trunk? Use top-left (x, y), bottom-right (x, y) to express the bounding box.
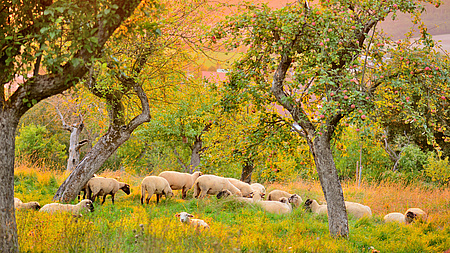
top-left (240, 159), bottom-right (253, 183)
top-left (189, 136), bottom-right (202, 173)
top-left (0, 112), bottom-right (19, 252)
top-left (66, 123), bottom-right (88, 171)
top-left (308, 134), bottom-right (349, 237)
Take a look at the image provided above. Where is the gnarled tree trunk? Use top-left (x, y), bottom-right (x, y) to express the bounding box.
top-left (240, 159), bottom-right (253, 183)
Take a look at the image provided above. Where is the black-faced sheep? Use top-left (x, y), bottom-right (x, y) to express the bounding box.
top-left (227, 178), bottom-right (254, 197)
top-left (158, 171), bottom-right (203, 199)
top-left (287, 194), bottom-right (302, 208)
top-left (85, 177), bottom-right (131, 204)
top-left (39, 199), bottom-right (94, 215)
top-left (405, 208), bottom-right (428, 223)
top-left (175, 212), bottom-right (210, 229)
top-left (304, 199), bottom-right (328, 215)
top-left (140, 176), bottom-right (174, 204)
top-left (268, 190), bottom-right (302, 207)
top-left (192, 175), bottom-right (242, 199)
top-left (250, 183), bottom-right (266, 195)
top-left (14, 197), bottom-right (41, 210)
top-left (254, 197), bottom-right (293, 215)
top-left (383, 212), bottom-right (406, 224)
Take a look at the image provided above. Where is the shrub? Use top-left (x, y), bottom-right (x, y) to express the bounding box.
top-left (424, 153), bottom-right (450, 186)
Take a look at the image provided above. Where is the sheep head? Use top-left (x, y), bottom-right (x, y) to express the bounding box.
top-left (175, 212), bottom-right (194, 223)
top-left (216, 190), bottom-right (231, 199)
top-left (121, 184), bottom-right (131, 195)
top-left (80, 199), bottom-right (95, 213)
top-left (304, 199), bottom-right (313, 211)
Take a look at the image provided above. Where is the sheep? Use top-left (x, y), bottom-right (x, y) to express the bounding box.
top-left (268, 190), bottom-right (302, 207)
top-left (287, 194), bottom-right (303, 208)
top-left (39, 199), bottom-right (94, 215)
top-left (78, 174), bottom-right (99, 201)
top-left (192, 175), bottom-right (242, 199)
top-left (219, 190), bottom-right (265, 204)
top-left (14, 197), bottom-right (40, 210)
top-left (405, 208), bottom-right (428, 223)
top-left (216, 189), bottom-right (232, 199)
top-left (158, 171), bottom-right (203, 199)
top-left (304, 199), bottom-right (328, 215)
top-left (383, 212), bottom-right (406, 224)
top-left (227, 178), bottom-right (254, 197)
top-left (140, 176), bottom-right (174, 204)
top-left (85, 177), bottom-right (131, 204)
top-left (175, 212), bottom-right (210, 229)
top-left (250, 183), bottom-right (266, 195)
top-left (253, 197), bottom-right (293, 215)
top-left (344, 201), bottom-right (372, 219)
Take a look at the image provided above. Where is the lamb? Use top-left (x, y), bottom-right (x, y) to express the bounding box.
top-left (304, 199), bottom-right (328, 215)
top-left (39, 199), bottom-right (94, 215)
top-left (140, 176), bottom-right (174, 204)
top-left (344, 201), bottom-right (372, 219)
top-left (253, 197), bottom-right (293, 215)
top-left (227, 178), bottom-right (254, 197)
top-left (250, 183), bottom-right (266, 195)
top-left (192, 175), bottom-right (242, 199)
top-left (158, 171), bottom-right (203, 199)
top-left (175, 212), bottom-right (210, 229)
top-left (268, 190), bottom-right (302, 207)
top-left (14, 197), bottom-right (40, 210)
top-left (405, 208), bottom-right (428, 223)
top-left (383, 212), bottom-right (406, 224)
top-left (86, 177), bottom-right (131, 204)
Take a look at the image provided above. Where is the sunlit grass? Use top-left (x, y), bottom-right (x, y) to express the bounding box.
top-left (14, 164), bottom-right (450, 252)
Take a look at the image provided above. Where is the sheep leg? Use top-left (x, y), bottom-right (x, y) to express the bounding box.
top-left (141, 186), bottom-right (146, 205)
top-left (182, 187), bottom-right (187, 199)
top-left (146, 189), bottom-right (154, 204)
top-left (111, 194), bottom-right (115, 205)
top-left (156, 194), bottom-right (161, 204)
top-left (101, 195), bottom-right (106, 205)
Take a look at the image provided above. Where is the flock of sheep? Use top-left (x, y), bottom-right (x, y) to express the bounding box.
top-left (14, 170), bottom-right (428, 229)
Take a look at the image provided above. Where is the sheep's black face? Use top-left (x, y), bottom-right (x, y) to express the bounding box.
top-left (85, 201), bottom-right (95, 212)
top-left (33, 203), bottom-right (41, 210)
top-left (216, 190), bottom-right (230, 199)
top-left (303, 199), bottom-right (312, 210)
top-left (406, 211), bottom-right (416, 222)
top-left (122, 184), bottom-right (131, 195)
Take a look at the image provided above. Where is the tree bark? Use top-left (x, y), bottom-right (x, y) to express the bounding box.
top-left (0, 111), bottom-right (20, 252)
top-left (240, 159), bottom-right (253, 183)
top-left (189, 136), bottom-right (202, 173)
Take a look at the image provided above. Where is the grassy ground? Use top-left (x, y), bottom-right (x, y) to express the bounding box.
top-left (14, 163), bottom-right (450, 252)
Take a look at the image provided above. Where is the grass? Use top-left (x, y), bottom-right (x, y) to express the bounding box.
top-left (14, 164), bottom-right (450, 252)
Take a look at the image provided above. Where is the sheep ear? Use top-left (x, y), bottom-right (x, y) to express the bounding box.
top-left (175, 213), bottom-right (180, 217)
top-left (188, 214), bottom-right (194, 218)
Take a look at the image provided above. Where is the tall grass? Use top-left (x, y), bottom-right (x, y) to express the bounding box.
top-left (14, 164), bottom-right (450, 252)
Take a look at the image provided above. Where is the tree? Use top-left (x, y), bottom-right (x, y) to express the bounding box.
top-left (211, 0), bottom-right (444, 237)
top-left (0, 1), bottom-right (143, 250)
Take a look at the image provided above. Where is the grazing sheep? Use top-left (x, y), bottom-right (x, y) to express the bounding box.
top-left (304, 199), bottom-right (328, 215)
top-left (405, 208), bottom-right (428, 223)
top-left (254, 197), bottom-right (293, 215)
top-left (14, 198), bottom-right (40, 210)
top-left (158, 171), bottom-right (203, 199)
top-left (216, 189), bottom-right (232, 199)
top-left (250, 183), bottom-right (266, 195)
top-left (344, 201), bottom-right (372, 219)
top-left (267, 190), bottom-right (293, 201)
top-left (140, 176), bottom-right (174, 204)
top-left (175, 212), bottom-right (210, 229)
top-left (383, 212), bottom-right (406, 224)
top-left (193, 175), bottom-right (242, 199)
top-left (39, 199), bottom-right (94, 215)
top-left (86, 177), bottom-right (131, 204)
top-left (227, 178), bottom-right (254, 197)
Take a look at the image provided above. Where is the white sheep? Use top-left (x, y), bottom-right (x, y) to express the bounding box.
top-left (39, 199), bottom-right (94, 215)
top-left (253, 197), bottom-right (293, 215)
top-left (304, 199), bottom-right (328, 215)
top-left (227, 178), bottom-right (254, 197)
top-left (175, 212), bottom-right (210, 229)
top-left (287, 194), bottom-right (303, 208)
top-left (268, 190), bottom-right (302, 207)
top-left (140, 176), bottom-right (174, 204)
top-left (86, 177), bottom-right (131, 204)
top-left (405, 208), bottom-right (428, 223)
top-left (14, 197), bottom-right (41, 210)
top-left (220, 190), bottom-right (265, 203)
top-left (344, 201), bottom-right (372, 219)
top-left (250, 183), bottom-right (266, 195)
top-left (192, 175), bottom-right (242, 199)
top-left (158, 171), bottom-right (202, 199)
top-left (383, 212), bottom-right (406, 224)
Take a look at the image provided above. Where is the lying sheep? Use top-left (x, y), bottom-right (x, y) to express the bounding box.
top-left (141, 176), bottom-right (174, 204)
top-left (250, 183), bottom-right (266, 195)
top-left (86, 177), bottom-right (131, 204)
top-left (254, 197), bottom-right (293, 215)
top-left (268, 190), bottom-right (302, 207)
top-left (39, 199), bottom-right (94, 215)
top-left (216, 189), bottom-right (232, 199)
top-left (405, 208), bottom-right (428, 223)
top-left (175, 212), bottom-right (210, 229)
top-left (218, 190), bottom-right (265, 204)
top-left (193, 175), bottom-right (242, 199)
top-left (14, 197), bottom-right (41, 210)
top-left (304, 199), bottom-right (328, 215)
top-left (158, 171), bottom-right (203, 199)
top-left (287, 194), bottom-right (302, 208)
top-left (227, 178), bottom-right (254, 197)
top-left (344, 201), bottom-right (372, 219)
top-left (383, 212), bottom-right (406, 224)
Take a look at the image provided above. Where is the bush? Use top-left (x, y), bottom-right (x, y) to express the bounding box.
top-left (15, 124), bottom-right (67, 169)
top-left (424, 153), bottom-right (450, 186)
top-left (397, 144), bottom-right (428, 173)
